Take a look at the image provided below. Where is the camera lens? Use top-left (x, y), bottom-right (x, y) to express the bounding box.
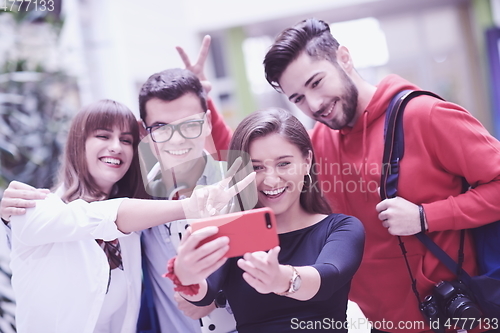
top-left (265, 213), bottom-right (272, 229)
top-left (447, 295), bottom-right (482, 328)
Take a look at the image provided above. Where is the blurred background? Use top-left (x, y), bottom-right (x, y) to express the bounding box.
top-left (1, 0), bottom-right (500, 331)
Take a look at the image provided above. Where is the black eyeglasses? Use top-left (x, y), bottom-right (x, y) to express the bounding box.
top-left (145, 114), bottom-right (205, 143)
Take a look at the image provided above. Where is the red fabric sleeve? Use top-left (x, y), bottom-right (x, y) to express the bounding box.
top-left (422, 101), bottom-right (500, 231)
top-left (205, 98), bottom-right (233, 160)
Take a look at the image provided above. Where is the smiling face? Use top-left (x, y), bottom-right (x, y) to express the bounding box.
top-left (249, 133), bottom-right (311, 217)
top-left (143, 93), bottom-right (211, 175)
top-left (279, 51), bottom-right (359, 130)
top-left (85, 126), bottom-right (134, 195)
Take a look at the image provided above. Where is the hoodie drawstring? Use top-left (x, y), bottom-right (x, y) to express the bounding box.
top-left (337, 135), bottom-right (349, 214)
top-left (362, 111), bottom-right (369, 201)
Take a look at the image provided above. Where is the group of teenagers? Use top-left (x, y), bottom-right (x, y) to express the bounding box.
top-left (1, 18), bottom-right (500, 333)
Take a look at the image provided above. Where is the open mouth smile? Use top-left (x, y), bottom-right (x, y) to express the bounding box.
top-left (166, 149), bottom-right (191, 156)
top-left (262, 187), bottom-right (287, 198)
top-left (319, 100), bottom-right (337, 118)
top-left (100, 157), bottom-right (122, 165)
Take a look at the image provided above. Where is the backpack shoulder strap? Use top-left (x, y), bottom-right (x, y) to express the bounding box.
top-left (380, 90), bottom-right (443, 200)
top-left (380, 89), bottom-right (473, 283)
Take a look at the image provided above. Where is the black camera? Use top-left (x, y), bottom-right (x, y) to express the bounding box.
top-left (420, 280), bottom-right (482, 333)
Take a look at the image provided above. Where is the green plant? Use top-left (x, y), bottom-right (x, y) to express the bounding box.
top-left (0, 3), bottom-right (77, 332)
top-left (0, 66), bottom-right (77, 189)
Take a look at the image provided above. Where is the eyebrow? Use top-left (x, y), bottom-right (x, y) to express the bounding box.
top-left (148, 115), bottom-right (204, 127)
top-left (95, 128), bottom-right (133, 136)
top-left (251, 155), bottom-right (294, 163)
top-left (288, 73), bottom-right (321, 102)
top-left (147, 122), bottom-right (167, 127)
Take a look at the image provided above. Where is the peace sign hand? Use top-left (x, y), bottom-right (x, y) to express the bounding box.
top-left (182, 157), bottom-right (256, 219)
top-left (176, 35), bottom-right (212, 93)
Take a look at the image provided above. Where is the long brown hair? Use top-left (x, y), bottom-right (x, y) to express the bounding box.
top-left (57, 99), bottom-right (148, 203)
top-left (228, 107), bottom-right (332, 215)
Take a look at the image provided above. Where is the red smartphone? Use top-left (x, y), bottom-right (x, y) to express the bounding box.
top-left (190, 207), bottom-right (279, 258)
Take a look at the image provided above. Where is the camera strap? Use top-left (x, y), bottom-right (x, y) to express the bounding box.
top-left (415, 231), bottom-right (471, 285)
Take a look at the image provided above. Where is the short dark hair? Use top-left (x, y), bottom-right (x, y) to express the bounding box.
top-left (264, 18), bottom-right (340, 92)
top-left (138, 68), bottom-right (207, 121)
top-left (228, 107), bottom-right (332, 215)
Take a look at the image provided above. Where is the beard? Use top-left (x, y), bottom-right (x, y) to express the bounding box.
top-left (319, 69), bottom-right (358, 130)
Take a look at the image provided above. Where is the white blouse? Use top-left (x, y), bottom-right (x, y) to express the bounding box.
top-left (9, 193), bottom-right (141, 333)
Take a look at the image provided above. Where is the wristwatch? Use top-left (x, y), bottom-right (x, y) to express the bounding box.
top-left (276, 265), bottom-right (301, 296)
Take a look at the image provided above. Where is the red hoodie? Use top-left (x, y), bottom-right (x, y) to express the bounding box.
top-left (310, 74), bottom-right (500, 331)
top-left (211, 75), bottom-right (500, 331)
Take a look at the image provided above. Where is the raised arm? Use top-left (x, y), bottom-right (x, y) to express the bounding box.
top-left (207, 99), bottom-right (233, 152)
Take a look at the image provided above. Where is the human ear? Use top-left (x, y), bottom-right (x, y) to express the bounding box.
top-left (337, 46), bottom-right (354, 73)
top-left (205, 110), bottom-right (212, 135)
top-left (304, 150), bottom-right (313, 175)
top-left (138, 120), bottom-right (149, 143)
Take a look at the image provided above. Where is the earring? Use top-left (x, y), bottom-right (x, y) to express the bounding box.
top-left (305, 173), bottom-right (313, 186)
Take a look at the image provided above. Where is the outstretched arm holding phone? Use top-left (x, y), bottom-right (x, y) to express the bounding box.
top-left (2, 159), bottom-right (255, 237)
top-left (116, 159), bottom-right (255, 233)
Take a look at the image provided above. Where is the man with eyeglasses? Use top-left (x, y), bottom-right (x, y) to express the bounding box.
top-left (135, 66), bottom-right (238, 333)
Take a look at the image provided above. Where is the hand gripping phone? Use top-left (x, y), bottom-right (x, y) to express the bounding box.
top-left (190, 207), bottom-right (279, 258)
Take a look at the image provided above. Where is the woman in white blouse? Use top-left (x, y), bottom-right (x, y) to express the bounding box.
top-left (4, 99), bottom-right (252, 333)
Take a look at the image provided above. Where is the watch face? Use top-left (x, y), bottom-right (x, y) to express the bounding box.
top-left (292, 275), bottom-right (301, 291)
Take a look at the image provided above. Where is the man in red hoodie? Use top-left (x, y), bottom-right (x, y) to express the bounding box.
top-left (262, 18), bottom-right (500, 332)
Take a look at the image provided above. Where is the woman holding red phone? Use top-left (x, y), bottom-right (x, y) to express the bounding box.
top-left (171, 107), bottom-right (365, 332)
